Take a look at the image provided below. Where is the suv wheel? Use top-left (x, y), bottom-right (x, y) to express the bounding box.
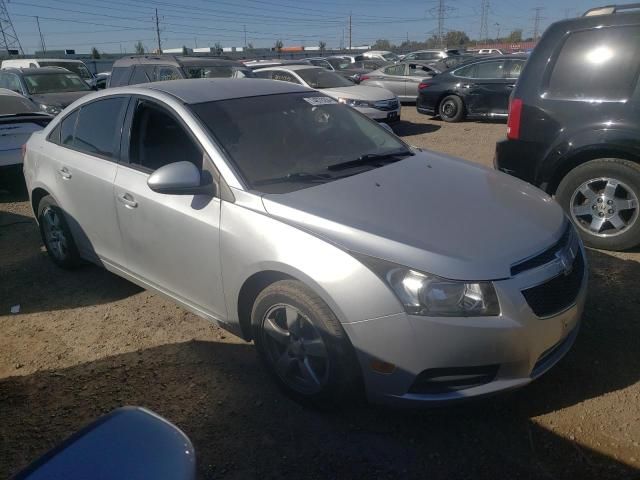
top-left (38, 195), bottom-right (82, 268)
top-left (556, 158), bottom-right (640, 250)
top-left (252, 280), bottom-right (360, 407)
top-left (439, 95), bottom-right (465, 122)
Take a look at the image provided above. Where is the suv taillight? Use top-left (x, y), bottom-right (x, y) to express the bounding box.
top-left (507, 98), bottom-right (523, 140)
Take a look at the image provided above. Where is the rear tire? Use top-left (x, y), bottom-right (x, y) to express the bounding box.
top-left (556, 158), bottom-right (640, 250)
top-left (37, 195), bottom-right (82, 269)
top-left (438, 95), bottom-right (465, 122)
top-left (252, 280), bottom-right (360, 407)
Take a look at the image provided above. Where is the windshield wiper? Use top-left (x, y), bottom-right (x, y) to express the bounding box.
top-left (327, 150), bottom-right (414, 171)
top-left (252, 171), bottom-right (333, 186)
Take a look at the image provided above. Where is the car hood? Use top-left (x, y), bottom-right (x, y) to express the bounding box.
top-left (261, 152), bottom-right (566, 280)
top-left (322, 85), bottom-right (395, 101)
top-left (29, 91), bottom-right (90, 107)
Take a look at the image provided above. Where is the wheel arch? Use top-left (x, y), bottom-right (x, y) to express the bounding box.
top-left (31, 187), bottom-right (51, 219)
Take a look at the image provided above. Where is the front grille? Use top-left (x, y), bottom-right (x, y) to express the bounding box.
top-left (522, 250), bottom-right (585, 317)
top-left (511, 224), bottom-right (573, 276)
top-left (373, 99), bottom-right (399, 111)
top-left (408, 365), bottom-right (499, 394)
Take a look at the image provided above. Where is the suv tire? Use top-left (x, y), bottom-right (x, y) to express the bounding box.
top-left (439, 95), bottom-right (465, 122)
top-left (556, 158), bottom-right (640, 250)
top-left (252, 279), bottom-right (360, 407)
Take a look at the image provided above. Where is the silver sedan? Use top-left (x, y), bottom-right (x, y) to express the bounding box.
top-left (24, 79), bottom-right (587, 406)
top-left (359, 62), bottom-right (440, 102)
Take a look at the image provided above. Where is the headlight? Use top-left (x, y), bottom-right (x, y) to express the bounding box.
top-left (338, 97), bottom-right (372, 108)
top-left (358, 256), bottom-right (500, 317)
top-left (39, 104), bottom-right (62, 115)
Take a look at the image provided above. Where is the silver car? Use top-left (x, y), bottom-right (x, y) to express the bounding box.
top-left (254, 65), bottom-right (400, 123)
top-left (24, 79), bottom-right (587, 406)
top-left (359, 62), bottom-right (440, 103)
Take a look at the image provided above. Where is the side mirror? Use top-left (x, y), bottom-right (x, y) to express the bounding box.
top-left (147, 161), bottom-right (215, 196)
top-left (14, 407), bottom-right (196, 480)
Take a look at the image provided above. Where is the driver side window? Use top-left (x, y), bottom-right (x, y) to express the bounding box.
top-left (128, 100), bottom-right (202, 173)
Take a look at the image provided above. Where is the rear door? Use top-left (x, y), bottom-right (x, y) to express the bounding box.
top-left (113, 97), bottom-right (226, 319)
top-left (43, 97), bottom-right (129, 264)
top-left (458, 60), bottom-right (508, 116)
top-left (377, 64), bottom-right (407, 97)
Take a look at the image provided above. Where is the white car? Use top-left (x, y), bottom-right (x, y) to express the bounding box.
top-left (0, 89), bottom-right (51, 176)
top-left (254, 65), bottom-right (400, 123)
top-left (363, 50), bottom-right (400, 62)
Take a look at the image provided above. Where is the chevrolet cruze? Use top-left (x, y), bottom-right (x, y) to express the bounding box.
top-left (23, 79), bottom-right (587, 406)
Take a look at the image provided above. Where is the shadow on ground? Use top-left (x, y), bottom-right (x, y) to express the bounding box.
top-left (394, 121), bottom-right (441, 136)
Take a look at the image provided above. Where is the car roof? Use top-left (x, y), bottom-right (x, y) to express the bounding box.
top-left (31, 58), bottom-right (85, 63)
top-left (129, 78), bottom-right (311, 103)
top-left (113, 55), bottom-right (245, 68)
top-left (1, 67), bottom-right (74, 75)
top-left (255, 64), bottom-right (319, 72)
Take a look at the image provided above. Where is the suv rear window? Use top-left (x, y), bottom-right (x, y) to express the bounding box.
top-left (545, 25), bottom-right (640, 102)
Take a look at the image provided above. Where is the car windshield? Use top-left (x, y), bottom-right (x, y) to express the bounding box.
top-left (296, 68), bottom-right (353, 88)
top-left (0, 95), bottom-right (38, 114)
top-left (23, 73), bottom-right (90, 94)
top-left (184, 65), bottom-right (253, 79)
top-left (191, 92), bottom-right (408, 194)
top-left (38, 61), bottom-right (93, 80)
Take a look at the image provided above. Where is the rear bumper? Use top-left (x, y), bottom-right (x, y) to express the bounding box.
top-left (494, 138), bottom-right (545, 187)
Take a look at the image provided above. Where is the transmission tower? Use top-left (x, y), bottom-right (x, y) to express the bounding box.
top-left (436, 0), bottom-right (445, 48)
top-left (532, 7), bottom-right (544, 41)
top-left (479, 0), bottom-right (490, 41)
top-left (0, 0), bottom-right (23, 55)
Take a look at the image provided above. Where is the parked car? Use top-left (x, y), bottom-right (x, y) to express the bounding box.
top-left (254, 65), bottom-right (400, 122)
top-left (359, 62), bottom-right (440, 103)
top-left (333, 54), bottom-right (365, 63)
top-left (0, 67), bottom-right (93, 115)
top-left (416, 55), bottom-right (527, 122)
top-left (0, 89), bottom-right (52, 187)
top-left (430, 54), bottom-right (478, 72)
top-left (495, 4), bottom-right (640, 250)
top-left (243, 59), bottom-right (311, 70)
top-left (1, 58), bottom-right (95, 86)
top-left (363, 50), bottom-right (400, 62)
top-left (308, 57), bottom-right (389, 83)
top-left (24, 78), bottom-right (586, 406)
top-left (108, 55), bottom-right (253, 87)
top-left (476, 48), bottom-right (503, 55)
top-left (14, 407), bottom-right (195, 480)
top-left (401, 50), bottom-right (449, 62)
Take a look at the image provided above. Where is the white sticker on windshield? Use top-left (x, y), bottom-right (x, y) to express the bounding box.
top-left (303, 96), bottom-right (338, 106)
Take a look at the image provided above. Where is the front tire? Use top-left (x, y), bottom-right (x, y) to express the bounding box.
top-left (556, 158), bottom-right (640, 250)
top-left (438, 95), bottom-right (465, 122)
top-left (252, 280), bottom-right (360, 407)
top-left (37, 195), bottom-right (82, 269)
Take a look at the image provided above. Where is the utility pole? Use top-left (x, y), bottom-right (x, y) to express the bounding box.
top-left (0, 0), bottom-right (23, 55)
top-left (532, 7), bottom-right (544, 41)
top-left (495, 22), bottom-right (501, 40)
top-left (35, 16), bottom-right (46, 54)
top-left (154, 8), bottom-right (162, 53)
top-left (243, 25), bottom-right (247, 48)
top-left (348, 12), bottom-right (352, 51)
top-left (479, 0), bottom-right (490, 42)
top-left (436, 0), bottom-right (445, 48)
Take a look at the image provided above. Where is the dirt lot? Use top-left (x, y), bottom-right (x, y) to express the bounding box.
top-left (1, 108), bottom-right (639, 479)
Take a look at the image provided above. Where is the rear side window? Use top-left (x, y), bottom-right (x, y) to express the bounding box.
top-left (60, 110), bottom-right (78, 146)
top-left (109, 67), bottom-right (131, 87)
top-left (384, 64), bottom-right (405, 75)
top-left (129, 66), bottom-right (151, 85)
top-left (155, 66), bottom-right (181, 82)
top-left (546, 25), bottom-right (640, 101)
top-left (72, 98), bottom-right (127, 158)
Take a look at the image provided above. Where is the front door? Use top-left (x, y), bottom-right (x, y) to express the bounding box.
top-left (113, 98), bottom-right (227, 320)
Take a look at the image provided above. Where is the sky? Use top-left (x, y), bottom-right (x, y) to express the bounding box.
top-left (7, 0), bottom-right (606, 54)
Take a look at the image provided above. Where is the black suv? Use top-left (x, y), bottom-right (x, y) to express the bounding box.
top-left (108, 55), bottom-right (253, 87)
top-left (495, 5), bottom-right (640, 250)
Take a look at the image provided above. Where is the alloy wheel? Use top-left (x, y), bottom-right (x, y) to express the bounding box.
top-left (261, 303), bottom-right (330, 395)
top-left (42, 207), bottom-right (69, 260)
top-left (570, 177), bottom-right (639, 237)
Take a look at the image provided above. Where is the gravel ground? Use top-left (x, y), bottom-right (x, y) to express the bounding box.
top-left (1, 107), bottom-right (639, 479)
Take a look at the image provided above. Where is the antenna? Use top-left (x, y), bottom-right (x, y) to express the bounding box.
top-left (0, 0), bottom-right (23, 55)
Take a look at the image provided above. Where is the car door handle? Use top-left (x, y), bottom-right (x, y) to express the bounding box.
top-left (58, 167), bottom-right (72, 179)
top-left (117, 193), bottom-right (138, 209)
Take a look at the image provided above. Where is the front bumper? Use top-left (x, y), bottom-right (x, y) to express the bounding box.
top-left (356, 105), bottom-right (401, 123)
top-left (342, 250), bottom-right (588, 406)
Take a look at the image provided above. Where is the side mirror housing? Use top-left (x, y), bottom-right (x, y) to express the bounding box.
top-left (147, 161), bottom-right (216, 196)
